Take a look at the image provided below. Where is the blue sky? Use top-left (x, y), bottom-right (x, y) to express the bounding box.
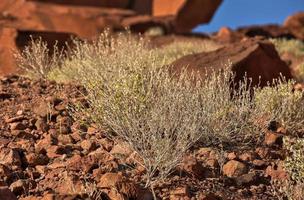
top-left (194, 0), bottom-right (304, 33)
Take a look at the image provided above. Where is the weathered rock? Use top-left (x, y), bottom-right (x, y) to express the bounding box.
top-left (181, 155), bottom-right (206, 179)
top-left (284, 12), bottom-right (304, 40)
top-left (264, 131), bottom-right (283, 146)
top-left (174, 0), bottom-right (223, 33)
top-left (265, 161), bottom-right (287, 180)
top-left (222, 160), bottom-right (248, 178)
top-left (170, 186), bottom-right (191, 200)
top-left (0, 147), bottom-right (22, 167)
top-left (0, 28), bottom-right (18, 75)
top-left (171, 37), bottom-right (292, 87)
top-left (10, 122), bottom-right (27, 130)
top-left (214, 26), bottom-right (244, 43)
top-left (0, 186), bottom-right (17, 200)
top-left (25, 152), bottom-right (49, 167)
top-left (97, 172), bottom-right (141, 199)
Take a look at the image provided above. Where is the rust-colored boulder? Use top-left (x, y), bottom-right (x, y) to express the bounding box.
top-left (2, 2), bottom-right (134, 38)
top-left (174, 0), bottom-right (222, 33)
top-left (153, 0), bottom-right (185, 16)
top-left (284, 12), bottom-right (304, 40)
top-left (0, 27), bottom-right (18, 75)
top-left (170, 37), bottom-right (292, 87)
top-left (214, 26), bottom-right (244, 43)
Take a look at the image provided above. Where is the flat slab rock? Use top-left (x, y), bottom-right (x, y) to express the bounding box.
top-left (170, 37), bottom-right (292, 87)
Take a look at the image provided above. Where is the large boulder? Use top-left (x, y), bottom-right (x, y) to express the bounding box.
top-left (170, 37), bottom-right (292, 87)
top-left (1, 1), bottom-right (135, 38)
top-left (0, 28), bottom-right (76, 74)
top-left (174, 0), bottom-right (222, 32)
top-left (284, 12), bottom-right (304, 40)
top-left (0, 28), bottom-right (18, 75)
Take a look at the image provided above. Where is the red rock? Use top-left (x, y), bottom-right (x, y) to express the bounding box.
top-left (265, 161), bottom-right (288, 180)
top-left (174, 0), bottom-right (223, 33)
top-left (25, 152), bottom-right (49, 167)
top-left (181, 155), bottom-right (206, 179)
top-left (98, 172), bottom-right (140, 199)
top-left (35, 134), bottom-right (57, 153)
top-left (0, 147), bottom-right (22, 167)
top-left (222, 160), bottom-right (248, 178)
top-left (215, 26), bottom-right (243, 43)
top-left (284, 12), bottom-right (304, 40)
top-left (0, 186), bottom-right (17, 200)
top-left (170, 37), bottom-right (292, 87)
top-left (80, 139), bottom-right (97, 151)
top-left (264, 131), bottom-right (283, 146)
top-left (110, 142), bottom-right (133, 158)
top-left (170, 186), bottom-right (191, 200)
top-left (0, 28), bottom-right (18, 75)
top-left (226, 152), bottom-right (237, 160)
top-left (99, 138), bottom-right (114, 152)
top-left (238, 152), bottom-right (257, 162)
top-left (10, 122), bottom-right (27, 130)
top-left (153, 0), bottom-right (185, 17)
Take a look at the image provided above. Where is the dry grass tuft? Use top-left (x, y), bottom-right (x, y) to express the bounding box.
top-left (14, 37), bottom-right (65, 79)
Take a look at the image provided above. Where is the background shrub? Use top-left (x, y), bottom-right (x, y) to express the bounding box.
top-left (254, 79), bottom-right (304, 135)
top-left (15, 37), bottom-right (65, 79)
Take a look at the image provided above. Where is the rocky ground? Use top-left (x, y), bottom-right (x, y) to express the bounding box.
top-left (0, 74), bottom-right (301, 200)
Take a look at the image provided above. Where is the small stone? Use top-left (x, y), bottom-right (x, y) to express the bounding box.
top-left (223, 160), bottom-right (248, 178)
top-left (170, 186), bottom-right (190, 197)
top-left (226, 152), bottom-right (237, 160)
top-left (236, 173), bottom-right (256, 186)
top-left (25, 153), bottom-right (49, 167)
top-left (264, 131), bottom-right (283, 146)
top-left (238, 152), bottom-right (257, 162)
top-left (16, 110), bottom-right (23, 116)
top-left (99, 138), bottom-right (114, 152)
top-left (33, 102), bottom-right (50, 118)
top-left (80, 140), bottom-right (97, 151)
top-left (252, 159), bottom-right (267, 168)
top-left (35, 118), bottom-right (49, 132)
top-left (5, 116), bottom-right (25, 123)
top-left (0, 147), bottom-right (21, 167)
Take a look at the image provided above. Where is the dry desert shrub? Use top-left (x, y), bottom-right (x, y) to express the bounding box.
top-left (14, 37), bottom-right (65, 79)
top-left (254, 79), bottom-right (304, 135)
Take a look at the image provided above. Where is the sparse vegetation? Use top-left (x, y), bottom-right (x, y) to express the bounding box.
top-left (270, 38), bottom-right (304, 56)
top-left (254, 79), bottom-right (304, 135)
top-left (272, 137), bottom-right (304, 200)
top-left (14, 37), bottom-right (65, 79)
top-left (14, 31), bottom-right (304, 199)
